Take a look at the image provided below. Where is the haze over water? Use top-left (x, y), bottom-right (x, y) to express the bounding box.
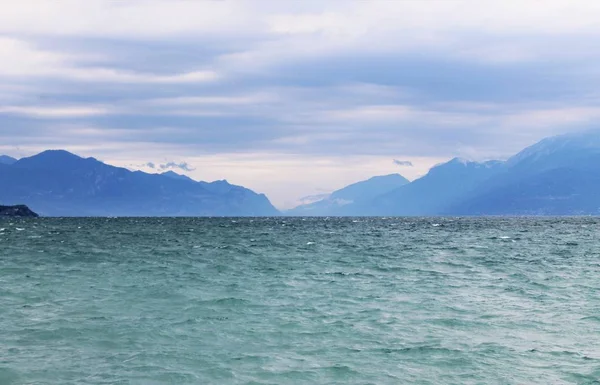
top-left (1, 217), bottom-right (599, 384)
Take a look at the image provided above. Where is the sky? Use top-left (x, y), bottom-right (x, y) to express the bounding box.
top-left (1, 1), bottom-right (600, 209)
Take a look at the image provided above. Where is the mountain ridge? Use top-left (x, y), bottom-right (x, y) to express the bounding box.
top-left (0, 155), bottom-right (18, 165)
top-left (446, 131), bottom-right (600, 215)
top-left (288, 130), bottom-right (600, 216)
top-left (0, 150), bottom-right (279, 217)
top-left (4, 131), bottom-right (600, 217)
top-left (356, 158), bottom-right (506, 216)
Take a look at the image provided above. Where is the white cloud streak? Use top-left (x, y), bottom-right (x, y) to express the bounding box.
top-left (0, 37), bottom-right (218, 83)
top-left (0, 106), bottom-right (111, 118)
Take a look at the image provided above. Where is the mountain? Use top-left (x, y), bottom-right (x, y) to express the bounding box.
top-left (0, 205), bottom-right (38, 217)
top-left (358, 130), bottom-right (600, 216)
top-left (447, 131), bottom-right (600, 215)
top-left (332, 174), bottom-right (410, 202)
top-left (360, 158), bottom-right (505, 216)
top-left (0, 155), bottom-right (17, 165)
top-left (506, 131), bottom-right (600, 171)
top-left (161, 170), bottom-right (196, 182)
top-left (0, 150), bottom-right (279, 217)
top-left (288, 174), bottom-right (409, 215)
top-left (4, 131), bottom-right (600, 217)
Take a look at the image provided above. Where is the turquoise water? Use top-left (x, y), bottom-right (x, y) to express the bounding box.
top-left (1, 217), bottom-right (600, 384)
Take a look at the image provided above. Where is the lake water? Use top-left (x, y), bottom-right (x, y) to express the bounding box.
top-left (1, 217), bottom-right (599, 384)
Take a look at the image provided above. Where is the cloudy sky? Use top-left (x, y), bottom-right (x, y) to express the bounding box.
top-left (2, 1), bottom-right (600, 208)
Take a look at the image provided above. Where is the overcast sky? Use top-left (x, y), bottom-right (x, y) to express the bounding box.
top-left (1, 1), bottom-right (600, 208)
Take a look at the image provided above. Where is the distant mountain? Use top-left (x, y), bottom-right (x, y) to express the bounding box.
top-left (0, 150), bottom-right (279, 217)
top-left (506, 131), bottom-right (600, 171)
top-left (354, 130), bottom-right (600, 216)
top-left (288, 174), bottom-right (409, 215)
top-left (360, 158), bottom-right (505, 216)
top-left (447, 131), bottom-right (600, 215)
top-left (5, 131), bottom-right (600, 217)
top-left (0, 155), bottom-right (17, 165)
top-left (332, 174), bottom-right (410, 202)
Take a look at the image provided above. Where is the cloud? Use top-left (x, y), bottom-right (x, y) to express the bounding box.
top-left (0, 105), bottom-right (111, 118)
top-left (295, 193), bottom-right (331, 206)
top-left (3, 1), bottom-right (600, 205)
top-left (2, 0), bottom-right (600, 42)
top-left (0, 1), bottom-right (256, 38)
top-left (0, 37), bottom-right (218, 83)
top-left (393, 159), bottom-right (413, 167)
top-left (128, 160), bottom-right (196, 173)
top-left (142, 94), bottom-right (273, 107)
top-left (64, 68), bottom-right (219, 84)
top-left (159, 162), bottom-right (195, 172)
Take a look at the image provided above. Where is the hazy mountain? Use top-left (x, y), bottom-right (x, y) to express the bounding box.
top-left (506, 131), bottom-right (600, 171)
top-left (0, 155), bottom-right (17, 165)
top-left (447, 131), bottom-right (600, 215)
top-left (4, 131), bottom-right (600, 217)
top-left (0, 150), bottom-right (279, 217)
top-left (358, 130), bottom-right (600, 216)
top-left (288, 174), bottom-right (409, 215)
top-left (360, 158), bottom-right (505, 216)
top-left (332, 174), bottom-right (410, 202)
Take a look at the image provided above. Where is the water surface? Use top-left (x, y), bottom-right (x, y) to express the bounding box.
top-left (1, 217), bottom-right (599, 384)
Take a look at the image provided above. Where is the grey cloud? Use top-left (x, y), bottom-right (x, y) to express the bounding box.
top-left (125, 161), bottom-right (194, 172)
top-left (159, 162), bottom-right (195, 172)
top-left (2, 19), bottom-right (600, 164)
top-left (393, 159), bottom-right (413, 167)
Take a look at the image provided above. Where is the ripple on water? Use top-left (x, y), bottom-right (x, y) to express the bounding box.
top-left (1, 217), bottom-right (600, 384)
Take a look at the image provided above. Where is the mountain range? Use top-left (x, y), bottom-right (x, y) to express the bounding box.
top-left (0, 150), bottom-right (279, 216)
top-left (2, 131), bottom-right (600, 216)
top-left (288, 130), bottom-right (600, 216)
